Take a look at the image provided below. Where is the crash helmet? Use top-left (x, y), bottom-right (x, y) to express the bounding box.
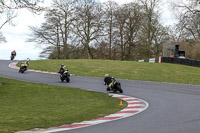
top-left (105, 74), bottom-right (109, 77)
top-left (12, 50), bottom-right (16, 53)
top-left (61, 64), bottom-right (64, 67)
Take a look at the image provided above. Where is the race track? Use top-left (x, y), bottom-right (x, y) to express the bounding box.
top-left (1, 60), bottom-right (200, 133)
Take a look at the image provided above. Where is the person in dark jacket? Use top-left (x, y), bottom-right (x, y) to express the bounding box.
top-left (25, 58), bottom-right (30, 66)
top-left (104, 74), bottom-right (115, 91)
top-left (58, 64), bottom-right (68, 75)
top-left (19, 60), bottom-right (29, 71)
top-left (11, 50), bottom-right (16, 56)
top-left (10, 50), bottom-right (16, 60)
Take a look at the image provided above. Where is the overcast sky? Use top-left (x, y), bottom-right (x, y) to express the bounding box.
top-left (0, 0), bottom-right (177, 60)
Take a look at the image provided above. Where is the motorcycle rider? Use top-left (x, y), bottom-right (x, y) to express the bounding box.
top-left (58, 64), bottom-right (68, 75)
top-left (104, 74), bottom-right (115, 91)
top-left (11, 50), bottom-right (16, 59)
top-left (19, 58), bottom-right (30, 71)
top-left (25, 58), bottom-right (30, 66)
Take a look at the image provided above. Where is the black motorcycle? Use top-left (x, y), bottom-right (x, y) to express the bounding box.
top-left (19, 63), bottom-right (28, 73)
top-left (108, 79), bottom-right (123, 93)
top-left (10, 55), bottom-right (15, 60)
top-left (60, 71), bottom-right (70, 83)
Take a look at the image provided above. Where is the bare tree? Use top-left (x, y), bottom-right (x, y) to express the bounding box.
top-left (0, 0), bottom-right (43, 14)
top-left (123, 3), bottom-right (143, 60)
top-left (172, 0), bottom-right (200, 14)
top-left (103, 1), bottom-right (118, 59)
top-left (173, 0), bottom-right (200, 41)
top-left (74, 0), bottom-right (104, 59)
top-left (28, 22), bottom-right (61, 59)
top-left (28, 8), bottom-right (62, 59)
top-left (28, 0), bottom-right (75, 59)
top-left (0, 0), bottom-right (44, 42)
top-left (51, 0), bottom-right (75, 59)
top-left (0, 0), bottom-right (44, 28)
top-left (114, 6), bottom-right (127, 60)
top-left (152, 24), bottom-right (170, 57)
top-left (0, 31), bottom-right (6, 43)
top-left (137, 0), bottom-right (162, 58)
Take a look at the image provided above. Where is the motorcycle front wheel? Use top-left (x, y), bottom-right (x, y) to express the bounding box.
top-left (66, 77), bottom-right (70, 82)
top-left (116, 85), bottom-right (123, 93)
top-left (119, 88), bottom-right (123, 93)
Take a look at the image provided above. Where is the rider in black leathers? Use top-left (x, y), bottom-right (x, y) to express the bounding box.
top-left (11, 50), bottom-right (16, 60)
top-left (104, 74), bottom-right (115, 91)
top-left (58, 64), bottom-right (68, 75)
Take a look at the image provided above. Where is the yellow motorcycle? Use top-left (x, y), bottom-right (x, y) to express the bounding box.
top-left (19, 62), bottom-right (28, 73)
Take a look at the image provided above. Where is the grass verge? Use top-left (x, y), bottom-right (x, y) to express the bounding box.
top-left (0, 77), bottom-right (126, 133)
top-left (18, 59), bottom-right (200, 85)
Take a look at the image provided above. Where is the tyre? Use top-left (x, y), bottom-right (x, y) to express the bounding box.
top-left (22, 68), bottom-right (26, 73)
top-left (116, 84), bottom-right (123, 93)
top-left (113, 88), bottom-right (117, 93)
top-left (66, 77), bottom-right (70, 82)
top-left (107, 87), bottom-right (111, 91)
top-left (119, 88), bottom-right (123, 93)
top-left (60, 77), bottom-right (64, 82)
top-left (21, 70), bottom-right (24, 73)
top-left (60, 74), bottom-right (64, 82)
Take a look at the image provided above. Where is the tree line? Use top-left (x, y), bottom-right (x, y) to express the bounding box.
top-left (0, 0), bottom-right (200, 60)
top-left (27, 0), bottom-right (170, 60)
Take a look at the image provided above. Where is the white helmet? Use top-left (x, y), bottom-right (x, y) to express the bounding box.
top-left (26, 58), bottom-right (30, 61)
top-left (105, 74), bottom-right (109, 77)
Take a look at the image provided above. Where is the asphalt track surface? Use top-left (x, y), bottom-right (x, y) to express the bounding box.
top-left (1, 60), bottom-right (200, 133)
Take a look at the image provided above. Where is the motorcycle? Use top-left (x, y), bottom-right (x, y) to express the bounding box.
top-left (10, 55), bottom-right (15, 60)
top-left (19, 63), bottom-right (28, 73)
top-left (108, 79), bottom-right (123, 93)
top-left (60, 71), bottom-right (70, 83)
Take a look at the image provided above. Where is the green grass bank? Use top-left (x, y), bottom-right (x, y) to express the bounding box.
top-left (0, 77), bottom-right (126, 133)
top-left (21, 59), bottom-right (200, 85)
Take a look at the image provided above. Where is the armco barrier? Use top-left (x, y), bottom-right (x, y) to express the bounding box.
top-left (161, 57), bottom-right (200, 67)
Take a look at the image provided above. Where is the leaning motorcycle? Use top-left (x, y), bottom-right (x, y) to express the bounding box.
top-left (19, 63), bottom-right (28, 73)
top-left (60, 71), bottom-right (70, 83)
top-left (10, 55), bottom-right (15, 60)
top-left (110, 79), bottom-right (123, 93)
